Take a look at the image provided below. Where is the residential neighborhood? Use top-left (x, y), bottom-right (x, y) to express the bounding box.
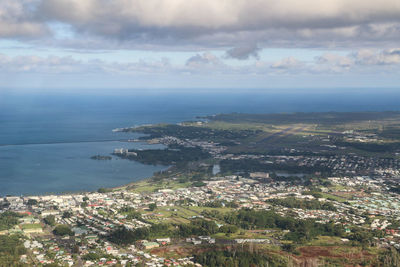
top-left (2, 172), bottom-right (400, 266)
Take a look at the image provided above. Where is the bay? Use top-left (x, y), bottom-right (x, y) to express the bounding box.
top-left (1, 90), bottom-right (400, 195)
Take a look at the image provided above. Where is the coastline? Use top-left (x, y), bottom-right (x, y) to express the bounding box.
top-left (6, 110), bottom-right (400, 197)
top-left (0, 137), bottom-right (168, 197)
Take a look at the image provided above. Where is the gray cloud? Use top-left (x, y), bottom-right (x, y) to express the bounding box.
top-left (225, 44), bottom-right (261, 60)
top-left (0, 0), bottom-right (48, 38)
top-left (0, 0), bottom-right (400, 51)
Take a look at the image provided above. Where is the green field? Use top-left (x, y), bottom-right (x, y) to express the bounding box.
top-left (124, 179), bottom-right (192, 193)
top-left (21, 223), bottom-right (42, 230)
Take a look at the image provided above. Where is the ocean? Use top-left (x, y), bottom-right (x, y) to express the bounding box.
top-left (1, 90), bottom-right (400, 195)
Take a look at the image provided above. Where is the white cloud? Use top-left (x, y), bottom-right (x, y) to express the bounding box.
top-left (271, 57), bottom-right (303, 69)
top-left (0, 54), bottom-right (82, 73)
top-left (0, 53), bottom-right (172, 75)
top-left (185, 52), bottom-right (226, 74)
top-left (353, 49), bottom-right (400, 65)
top-left (1, 48), bottom-right (400, 79)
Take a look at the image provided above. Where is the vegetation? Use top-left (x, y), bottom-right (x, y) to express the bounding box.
top-left (267, 197), bottom-right (337, 211)
top-left (379, 247), bottom-right (400, 267)
top-left (224, 209), bottom-right (344, 243)
top-left (203, 200), bottom-right (238, 208)
top-left (194, 247), bottom-right (288, 267)
top-left (121, 146), bottom-right (211, 166)
top-left (220, 159), bottom-right (330, 175)
top-left (109, 219), bottom-right (233, 245)
top-left (178, 219), bottom-right (219, 237)
top-left (335, 139), bottom-right (400, 153)
top-left (27, 199), bottom-right (38, 205)
top-left (0, 211), bottom-right (21, 231)
top-left (108, 223), bottom-right (172, 245)
top-left (82, 252), bottom-right (108, 261)
top-left (129, 124), bottom-right (261, 142)
top-left (44, 215), bottom-right (56, 226)
top-left (62, 211), bottom-right (73, 219)
top-left (0, 235), bottom-right (26, 267)
top-left (53, 224), bottom-right (74, 236)
top-left (119, 207), bottom-right (143, 221)
top-left (207, 112), bottom-right (400, 125)
top-left (148, 203), bottom-right (157, 211)
top-left (90, 155), bottom-right (112, 160)
top-left (97, 188), bottom-right (112, 193)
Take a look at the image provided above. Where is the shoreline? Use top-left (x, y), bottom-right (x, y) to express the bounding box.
top-left (0, 174), bottom-right (164, 198)
top-left (5, 110), bottom-right (400, 198)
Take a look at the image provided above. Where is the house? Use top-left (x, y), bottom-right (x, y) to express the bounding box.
top-left (156, 238), bottom-right (171, 245)
top-left (141, 242), bottom-right (159, 250)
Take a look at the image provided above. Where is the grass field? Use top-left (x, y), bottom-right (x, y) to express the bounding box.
top-left (125, 179), bottom-right (192, 193)
top-left (146, 205), bottom-right (234, 224)
top-left (320, 192), bottom-right (349, 203)
top-left (21, 223), bottom-right (42, 230)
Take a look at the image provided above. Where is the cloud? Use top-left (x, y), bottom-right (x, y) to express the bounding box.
top-left (185, 52), bottom-right (224, 69)
top-left (1, 48), bottom-right (400, 80)
top-left (271, 57), bottom-right (303, 69)
top-left (1, 0), bottom-right (400, 51)
top-left (353, 49), bottom-right (400, 65)
top-left (0, 0), bottom-right (48, 38)
top-left (315, 49), bottom-right (400, 69)
top-left (37, 0), bottom-right (400, 49)
top-left (0, 54), bottom-right (82, 73)
top-left (225, 44), bottom-right (261, 60)
top-left (0, 53), bottom-right (172, 75)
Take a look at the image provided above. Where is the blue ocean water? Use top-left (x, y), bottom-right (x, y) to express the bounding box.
top-left (1, 90), bottom-right (400, 195)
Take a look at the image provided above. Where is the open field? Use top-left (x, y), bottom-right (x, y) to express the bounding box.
top-left (123, 179), bottom-right (192, 193)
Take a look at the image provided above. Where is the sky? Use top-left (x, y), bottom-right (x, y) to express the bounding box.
top-left (1, 0), bottom-right (400, 92)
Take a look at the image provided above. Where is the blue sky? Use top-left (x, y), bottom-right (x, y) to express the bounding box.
top-left (1, 0), bottom-right (400, 92)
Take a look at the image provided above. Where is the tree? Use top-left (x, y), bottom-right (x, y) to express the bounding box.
top-left (219, 225), bottom-right (238, 234)
top-left (0, 212), bottom-right (21, 231)
top-left (53, 225), bottom-right (73, 236)
top-left (148, 203), bottom-right (157, 211)
top-left (43, 215), bottom-right (56, 226)
top-left (97, 188), bottom-right (110, 193)
top-left (62, 211), bottom-right (72, 219)
top-left (27, 199), bottom-right (38, 206)
top-left (82, 252), bottom-right (101, 261)
top-left (108, 227), bottom-right (149, 245)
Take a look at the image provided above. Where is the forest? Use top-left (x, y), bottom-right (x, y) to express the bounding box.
top-left (129, 124), bottom-right (261, 142)
top-left (194, 248), bottom-right (287, 267)
top-left (119, 146), bottom-right (211, 166)
top-left (0, 211), bottom-right (21, 231)
top-left (0, 234), bottom-right (26, 267)
top-left (220, 158), bottom-right (330, 175)
top-left (267, 197), bottom-right (337, 211)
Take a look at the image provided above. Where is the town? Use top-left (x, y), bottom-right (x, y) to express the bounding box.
top-left (3, 112), bottom-right (400, 266)
top-left (2, 172), bottom-right (400, 266)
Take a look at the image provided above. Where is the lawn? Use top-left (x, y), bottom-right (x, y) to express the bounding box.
top-left (320, 192), bottom-right (349, 203)
top-left (126, 179), bottom-right (192, 193)
top-left (21, 223), bottom-right (42, 230)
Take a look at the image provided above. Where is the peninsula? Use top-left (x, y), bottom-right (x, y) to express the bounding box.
top-left (2, 111), bottom-right (400, 266)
